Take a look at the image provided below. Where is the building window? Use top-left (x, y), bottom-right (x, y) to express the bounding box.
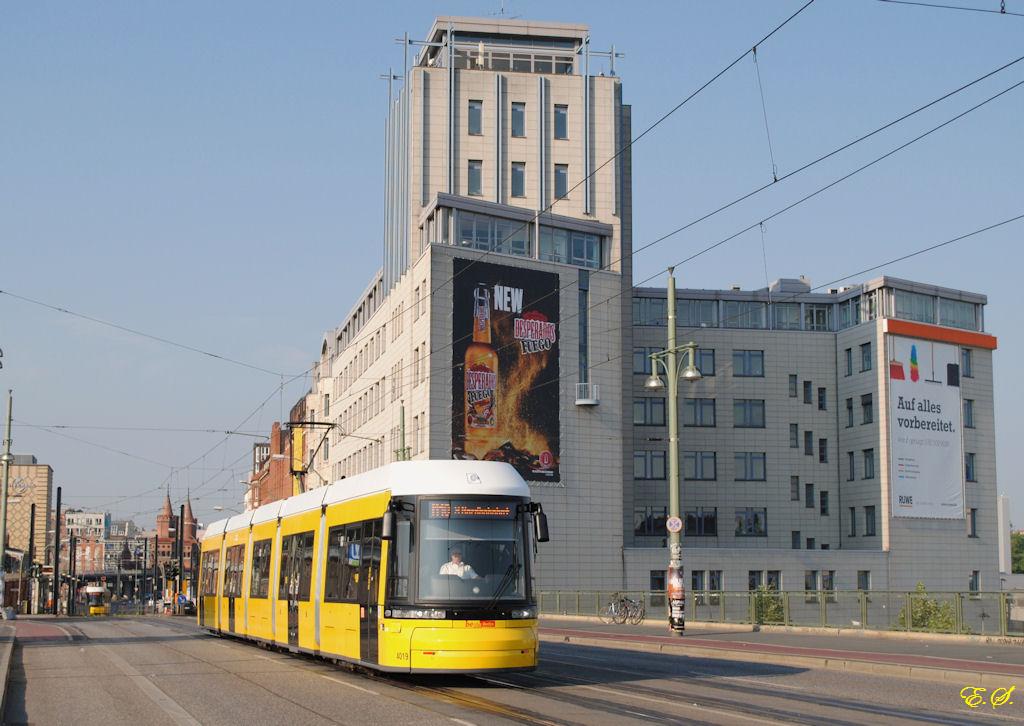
top-left (860, 342), bottom-right (872, 372)
top-left (634, 506), bottom-right (667, 536)
top-left (554, 104), bottom-right (568, 139)
top-left (968, 508), bottom-right (978, 538)
top-left (511, 102), bottom-right (526, 137)
top-left (845, 348), bottom-right (853, 376)
top-left (683, 451), bottom-right (716, 481)
top-left (458, 209), bottom-right (531, 256)
top-left (857, 570), bottom-right (870, 590)
top-left (790, 476), bottom-right (800, 501)
top-left (966, 452), bottom-right (977, 482)
top-left (849, 507), bottom-right (857, 536)
top-left (805, 570), bottom-right (818, 592)
top-left (722, 300), bottom-right (766, 328)
top-left (539, 225), bottom-right (601, 268)
top-left (632, 296), bottom-right (666, 325)
top-left (708, 570), bottom-right (722, 592)
top-left (821, 570), bottom-right (835, 592)
top-left (817, 387), bottom-right (827, 411)
top-left (679, 299), bottom-right (718, 327)
top-left (805, 304), bottom-right (833, 331)
top-left (865, 506), bottom-right (876, 536)
top-left (792, 531), bottom-right (801, 550)
top-left (684, 398), bottom-right (716, 427)
top-left (554, 163), bottom-right (569, 199)
top-left (511, 162), bottom-right (526, 197)
top-left (735, 452), bottom-right (767, 481)
top-left (690, 569), bottom-right (704, 593)
top-left (805, 482), bottom-right (814, 509)
top-left (773, 303), bottom-right (801, 330)
top-left (803, 380), bottom-right (812, 404)
top-left (696, 349), bottom-right (716, 376)
top-left (467, 160), bottom-right (482, 196)
top-left (862, 394), bottom-right (874, 424)
top-left (820, 491), bottom-right (829, 516)
top-left (846, 398), bottom-right (854, 428)
top-left (733, 399), bottom-right (765, 428)
top-left (804, 431), bottom-right (813, 456)
top-left (633, 347), bottom-right (656, 374)
top-left (789, 423), bottom-right (799, 448)
top-left (684, 508), bottom-right (718, 537)
top-left (735, 508), bottom-right (767, 537)
top-left (789, 374), bottom-right (798, 397)
top-left (969, 570), bottom-right (980, 593)
top-left (818, 438), bottom-right (828, 464)
top-left (863, 449), bottom-right (875, 479)
top-left (963, 399), bottom-right (975, 429)
top-left (894, 289), bottom-right (935, 323)
top-left (732, 350), bottom-right (764, 377)
top-left (650, 570), bottom-right (666, 591)
top-left (962, 348), bottom-right (973, 378)
top-left (847, 451), bottom-right (855, 481)
top-left (468, 99), bottom-right (483, 135)
top-left (633, 397), bottom-right (666, 426)
top-left (940, 298), bottom-right (978, 330)
top-left (633, 451), bottom-right (667, 480)
top-left (748, 570), bottom-right (764, 591)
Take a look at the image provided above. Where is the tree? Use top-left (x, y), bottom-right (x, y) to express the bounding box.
top-left (1011, 532), bottom-right (1024, 574)
top-left (897, 582), bottom-right (956, 632)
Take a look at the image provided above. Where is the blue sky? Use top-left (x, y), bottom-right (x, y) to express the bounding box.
top-left (2, 1), bottom-right (1022, 528)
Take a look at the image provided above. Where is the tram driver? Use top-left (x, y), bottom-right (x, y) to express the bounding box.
top-left (439, 549), bottom-right (480, 579)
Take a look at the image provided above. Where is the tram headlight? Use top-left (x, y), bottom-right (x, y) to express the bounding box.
top-left (509, 605), bottom-right (538, 619)
top-left (384, 607), bottom-right (447, 619)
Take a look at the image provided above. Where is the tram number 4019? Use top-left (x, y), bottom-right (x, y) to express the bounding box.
top-left (395, 651), bottom-right (409, 661)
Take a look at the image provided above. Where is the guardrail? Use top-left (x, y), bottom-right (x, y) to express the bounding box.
top-left (538, 589), bottom-right (1024, 637)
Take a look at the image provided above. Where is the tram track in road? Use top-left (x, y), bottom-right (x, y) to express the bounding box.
top-left (101, 617), bottom-right (565, 726)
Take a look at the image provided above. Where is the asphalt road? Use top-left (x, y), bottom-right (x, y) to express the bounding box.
top-left (5, 616), bottom-right (1021, 725)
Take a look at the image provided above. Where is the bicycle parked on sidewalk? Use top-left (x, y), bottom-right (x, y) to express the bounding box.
top-left (599, 593), bottom-right (646, 625)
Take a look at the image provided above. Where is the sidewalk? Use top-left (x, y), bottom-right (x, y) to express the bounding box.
top-left (539, 615), bottom-right (1024, 684)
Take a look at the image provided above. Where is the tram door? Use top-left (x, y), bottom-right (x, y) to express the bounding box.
top-left (359, 520), bottom-right (381, 664)
top-left (282, 532), bottom-right (314, 650)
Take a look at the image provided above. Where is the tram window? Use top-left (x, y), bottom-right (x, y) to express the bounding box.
top-left (362, 520), bottom-right (382, 604)
top-left (278, 535), bottom-right (292, 600)
top-left (224, 545), bottom-right (245, 597)
top-left (200, 551), bottom-right (220, 596)
top-left (249, 539), bottom-right (272, 598)
top-left (324, 524), bottom-right (364, 603)
top-left (388, 518), bottom-right (412, 601)
top-left (296, 531), bottom-right (315, 601)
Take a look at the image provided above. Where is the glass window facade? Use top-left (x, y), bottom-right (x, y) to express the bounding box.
top-left (511, 162), bottom-right (525, 197)
top-left (683, 451), bottom-right (717, 480)
top-left (773, 303), bottom-right (801, 330)
top-left (895, 289), bottom-right (935, 323)
top-left (940, 298), bottom-right (978, 330)
top-left (468, 100), bottom-right (482, 135)
top-left (723, 300), bottom-right (766, 329)
top-left (554, 164), bottom-right (568, 199)
top-left (805, 304), bottom-right (833, 331)
top-left (457, 210), bottom-right (530, 256)
top-left (735, 452), bottom-right (766, 481)
top-left (540, 225), bottom-right (602, 268)
top-left (684, 398), bottom-right (716, 427)
top-left (735, 508), bottom-right (767, 537)
top-left (732, 350), bottom-right (764, 377)
top-left (511, 102), bottom-right (525, 137)
top-left (684, 508), bottom-right (717, 537)
top-left (679, 299), bottom-right (718, 327)
top-left (467, 159), bottom-right (482, 195)
top-left (554, 104), bottom-right (568, 139)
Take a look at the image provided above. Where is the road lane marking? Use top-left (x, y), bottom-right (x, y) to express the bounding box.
top-left (449, 719), bottom-right (477, 726)
top-left (94, 643), bottom-right (200, 725)
top-left (321, 674), bottom-right (379, 695)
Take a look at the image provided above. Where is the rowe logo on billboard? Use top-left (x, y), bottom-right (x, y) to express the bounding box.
top-left (888, 336), bottom-right (964, 519)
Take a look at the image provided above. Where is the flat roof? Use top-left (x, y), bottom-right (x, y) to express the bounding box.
top-left (425, 16), bottom-right (588, 45)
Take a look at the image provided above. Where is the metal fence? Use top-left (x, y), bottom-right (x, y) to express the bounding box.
top-left (539, 590), bottom-right (1024, 637)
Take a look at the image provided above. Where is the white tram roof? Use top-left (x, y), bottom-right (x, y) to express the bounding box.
top-left (202, 461), bottom-right (528, 542)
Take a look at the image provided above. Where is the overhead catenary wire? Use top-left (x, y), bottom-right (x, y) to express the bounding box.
top-left (752, 45), bottom-right (779, 182)
top-left (876, 0), bottom-right (1024, 17)
top-left (327, 1), bottom-right (819, 363)
top-left (0, 288), bottom-right (299, 378)
top-left (324, 67), bottom-right (1024, 420)
top-left (324, 53), bottom-right (1024, 406)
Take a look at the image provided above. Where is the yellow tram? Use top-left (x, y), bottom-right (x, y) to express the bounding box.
top-left (84, 585), bottom-right (111, 616)
top-left (199, 460), bottom-right (548, 673)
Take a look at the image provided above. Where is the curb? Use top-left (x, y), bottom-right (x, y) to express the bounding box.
top-left (539, 631), bottom-right (1022, 687)
top-left (0, 624), bottom-right (15, 721)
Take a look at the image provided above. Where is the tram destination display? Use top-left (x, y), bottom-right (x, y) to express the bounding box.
top-left (887, 335), bottom-right (965, 519)
top-left (452, 258), bottom-right (560, 482)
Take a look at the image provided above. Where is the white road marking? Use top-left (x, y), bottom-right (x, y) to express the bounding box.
top-left (320, 674), bottom-right (379, 695)
top-left (471, 676), bottom-right (523, 689)
top-left (449, 719), bottom-right (478, 726)
top-left (94, 643), bottom-right (200, 725)
top-left (49, 623), bottom-right (75, 642)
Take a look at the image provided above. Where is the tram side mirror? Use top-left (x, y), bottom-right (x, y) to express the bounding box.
top-left (533, 510), bottom-right (549, 543)
top-left (381, 510), bottom-right (395, 541)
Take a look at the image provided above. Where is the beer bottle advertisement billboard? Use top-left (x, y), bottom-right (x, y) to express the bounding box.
top-left (452, 258), bottom-right (560, 482)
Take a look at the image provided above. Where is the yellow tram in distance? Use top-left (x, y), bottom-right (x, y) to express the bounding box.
top-left (84, 585), bottom-right (110, 616)
top-left (198, 460), bottom-right (549, 673)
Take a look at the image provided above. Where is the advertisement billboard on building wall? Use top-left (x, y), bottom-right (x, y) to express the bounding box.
top-left (452, 258), bottom-right (560, 482)
top-left (888, 335), bottom-right (964, 519)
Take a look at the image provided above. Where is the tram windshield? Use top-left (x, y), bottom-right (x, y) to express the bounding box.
top-left (86, 589), bottom-right (108, 607)
top-left (416, 499), bottom-right (528, 603)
